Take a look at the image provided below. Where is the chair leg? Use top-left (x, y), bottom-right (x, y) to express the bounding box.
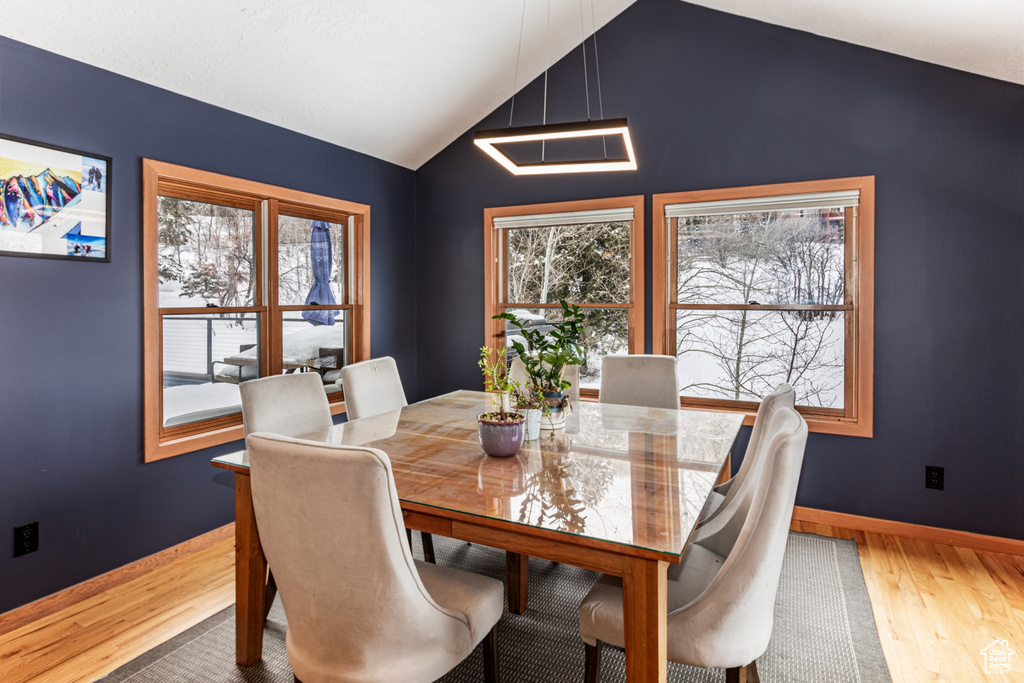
top-left (725, 661), bottom-right (760, 683)
top-left (421, 532), bottom-right (436, 563)
top-left (583, 641), bottom-right (602, 683)
top-left (406, 529), bottom-right (436, 563)
top-left (483, 624), bottom-right (499, 683)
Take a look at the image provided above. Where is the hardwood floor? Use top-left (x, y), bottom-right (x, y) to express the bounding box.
top-left (0, 539), bottom-right (234, 683)
top-left (791, 521), bottom-right (1024, 681)
top-left (1, 524), bottom-right (1022, 682)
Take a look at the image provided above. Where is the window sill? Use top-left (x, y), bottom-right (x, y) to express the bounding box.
top-left (144, 399), bottom-right (349, 463)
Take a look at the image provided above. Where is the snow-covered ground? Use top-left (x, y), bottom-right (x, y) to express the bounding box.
top-left (163, 382), bottom-right (240, 426)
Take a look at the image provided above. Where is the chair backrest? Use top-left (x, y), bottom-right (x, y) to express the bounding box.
top-left (598, 355), bottom-right (679, 410)
top-left (667, 405), bottom-right (808, 668)
top-left (238, 372), bottom-right (332, 437)
top-left (339, 356), bottom-right (408, 420)
top-left (247, 432), bottom-right (476, 681)
top-left (701, 384), bottom-right (795, 528)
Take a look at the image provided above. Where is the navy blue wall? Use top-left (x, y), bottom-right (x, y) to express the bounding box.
top-left (416, 0), bottom-right (1024, 538)
top-left (0, 37), bottom-right (417, 612)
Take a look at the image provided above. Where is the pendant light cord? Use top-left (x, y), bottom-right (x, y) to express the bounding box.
top-left (542, 0), bottom-right (550, 161)
top-left (507, 0), bottom-right (610, 161)
top-left (580, 0), bottom-right (591, 121)
top-left (588, 0), bottom-right (607, 158)
top-left (509, 0), bottom-right (526, 128)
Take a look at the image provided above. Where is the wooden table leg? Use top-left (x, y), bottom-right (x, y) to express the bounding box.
top-left (716, 451), bottom-right (732, 486)
top-left (235, 474), bottom-right (268, 666)
top-left (506, 551), bottom-right (529, 614)
top-left (622, 557), bottom-right (668, 682)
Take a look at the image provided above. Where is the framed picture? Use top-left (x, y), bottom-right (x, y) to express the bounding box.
top-left (0, 133), bottom-right (111, 262)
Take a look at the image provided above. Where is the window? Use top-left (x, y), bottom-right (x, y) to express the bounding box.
top-left (653, 177), bottom-right (874, 436)
top-left (484, 196), bottom-right (644, 394)
top-left (143, 160), bottom-right (370, 461)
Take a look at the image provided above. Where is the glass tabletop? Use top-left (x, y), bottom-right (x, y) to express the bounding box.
top-left (213, 390), bottom-right (743, 556)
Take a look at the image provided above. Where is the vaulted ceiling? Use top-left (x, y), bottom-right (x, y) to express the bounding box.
top-left (2, 1), bottom-right (1021, 170)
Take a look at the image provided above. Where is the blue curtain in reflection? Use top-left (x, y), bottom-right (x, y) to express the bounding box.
top-left (301, 221), bottom-right (338, 326)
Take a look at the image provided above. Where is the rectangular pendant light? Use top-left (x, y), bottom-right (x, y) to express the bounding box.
top-left (474, 117), bottom-right (636, 175)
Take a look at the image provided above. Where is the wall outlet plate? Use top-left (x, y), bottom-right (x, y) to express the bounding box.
top-left (14, 522), bottom-right (38, 557)
top-left (925, 465), bottom-right (944, 490)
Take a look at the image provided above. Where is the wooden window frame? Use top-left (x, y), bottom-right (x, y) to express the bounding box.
top-left (652, 177), bottom-right (874, 437)
top-left (484, 196), bottom-right (645, 400)
top-left (143, 159), bottom-right (371, 462)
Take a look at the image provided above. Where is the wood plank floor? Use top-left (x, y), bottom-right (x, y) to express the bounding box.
top-left (791, 521), bottom-right (1024, 682)
top-left (0, 539), bottom-right (234, 683)
top-left (1, 525), bottom-right (1022, 682)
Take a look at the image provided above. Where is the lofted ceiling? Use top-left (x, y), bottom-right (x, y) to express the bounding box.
top-left (1, 1), bottom-right (1021, 170)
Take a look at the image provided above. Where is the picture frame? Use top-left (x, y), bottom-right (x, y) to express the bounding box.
top-left (0, 133), bottom-right (111, 262)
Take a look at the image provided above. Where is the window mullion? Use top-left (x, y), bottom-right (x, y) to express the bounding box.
top-left (264, 198), bottom-right (280, 378)
top-left (669, 216), bottom-right (679, 355)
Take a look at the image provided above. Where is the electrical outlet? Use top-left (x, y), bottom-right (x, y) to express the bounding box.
top-left (14, 522), bottom-right (38, 557)
top-left (925, 466), bottom-right (944, 490)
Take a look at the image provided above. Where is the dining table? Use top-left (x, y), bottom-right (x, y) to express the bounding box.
top-left (211, 389), bottom-right (743, 683)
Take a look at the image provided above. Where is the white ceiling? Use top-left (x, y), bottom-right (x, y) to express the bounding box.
top-left (687, 0), bottom-right (1024, 87)
top-left (2, 1), bottom-right (1021, 170)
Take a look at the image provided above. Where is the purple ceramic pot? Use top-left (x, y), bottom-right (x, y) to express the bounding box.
top-left (477, 413), bottom-right (525, 457)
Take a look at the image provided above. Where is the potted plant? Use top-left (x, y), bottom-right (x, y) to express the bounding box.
top-left (478, 345), bottom-right (516, 412)
top-left (494, 301), bottom-right (586, 431)
top-left (477, 346), bottom-right (525, 457)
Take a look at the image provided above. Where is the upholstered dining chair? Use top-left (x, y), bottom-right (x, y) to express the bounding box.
top-left (238, 372), bottom-right (335, 621)
top-left (338, 356), bottom-right (408, 420)
top-left (247, 432), bottom-right (503, 683)
top-left (578, 404), bottom-right (808, 683)
top-left (699, 383), bottom-right (796, 524)
top-left (338, 356), bottom-right (434, 562)
top-left (239, 372), bottom-right (332, 438)
top-left (598, 355), bottom-right (679, 410)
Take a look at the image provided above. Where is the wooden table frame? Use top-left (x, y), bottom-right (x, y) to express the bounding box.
top-left (216, 462), bottom-right (691, 682)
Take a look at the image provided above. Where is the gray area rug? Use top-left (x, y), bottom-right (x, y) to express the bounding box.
top-left (100, 532), bottom-right (890, 682)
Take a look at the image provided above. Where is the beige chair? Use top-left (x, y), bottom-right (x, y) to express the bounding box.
top-left (578, 404), bottom-right (808, 683)
top-left (699, 383), bottom-right (796, 524)
top-left (247, 433), bottom-right (503, 683)
top-left (598, 355), bottom-right (679, 410)
top-left (239, 372), bottom-right (332, 438)
top-left (238, 373), bottom-right (336, 622)
top-left (338, 356), bottom-right (433, 562)
top-left (338, 356), bottom-right (408, 420)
